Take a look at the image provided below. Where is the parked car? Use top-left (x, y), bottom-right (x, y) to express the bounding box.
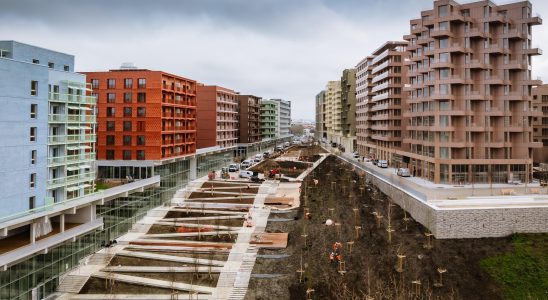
top-left (263, 151), bottom-right (271, 158)
top-left (377, 160), bottom-right (388, 168)
top-left (228, 163), bottom-right (240, 172)
top-left (353, 152), bottom-right (360, 158)
top-left (275, 146), bottom-right (284, 151)
top-left (254, 154), bottom-right (263, 163)
top-left (372, 159), bottom-right (378, 166)
top-left (397, 168), bottom-right (411, 177)
top-left (239, 170), bottom-right (254, 178)
top-left (241, 160), bottom-right (253, 169)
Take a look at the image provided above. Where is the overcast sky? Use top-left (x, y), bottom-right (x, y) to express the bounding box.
top-left (1, 0), bottom-right (548, 121)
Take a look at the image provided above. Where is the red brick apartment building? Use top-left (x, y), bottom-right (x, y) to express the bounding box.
top-left (83, 67), bottom-right (197, 161)
top-left (237, 95), bottom-right (262, 144)
top-left (196, 85), bottom-right (239, 149)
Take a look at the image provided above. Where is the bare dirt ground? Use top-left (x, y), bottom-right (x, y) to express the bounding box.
top-left (246, 155), bottom-right (516, 300)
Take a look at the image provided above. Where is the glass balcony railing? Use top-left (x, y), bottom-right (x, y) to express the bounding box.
top-left (47, 172), bottom-right (95, 188)
top-left (48, 92), bottom-right (96, 105)
top-left (47, 153), bottom-right (96, 166)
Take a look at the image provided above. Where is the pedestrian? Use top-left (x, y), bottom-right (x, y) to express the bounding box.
top-left (413, 168), bottom-right (416, 177)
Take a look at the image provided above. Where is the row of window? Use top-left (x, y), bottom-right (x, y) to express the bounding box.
top-left (31, 59), bottom-right (70, 71)
top-left (105, 107), bottom-right (146, 117)
top-left (91, 78), bottom-right (146, 89)
top-left (106, 135), bottom-right (146, 146)
top-left (105, 150), bottom-right (145, 160)
top-left (100, 92), bottom-right (147, 103)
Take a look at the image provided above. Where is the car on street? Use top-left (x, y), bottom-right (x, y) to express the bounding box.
top-left (228, 163), bottom-right (240, 172)
top-left (397, 168), bottom-right (411, 177)
top-left (254, 153), bottom-right (263, 163)
top-left (353, 152), bottom-right (359, 158)
top-left (239, 170), bottom-right (254, 178)
top-left (241, 160), bottom-right (253, 169)
top-left (377, 160), bottom-right (388, 168)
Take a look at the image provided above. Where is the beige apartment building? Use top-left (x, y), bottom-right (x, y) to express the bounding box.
top-left (356, 42), bottom-right (408, 163)
top-left (533, 84), bottom-right (548, 164)
top-left (325, 80), bottom-right (342, 145)
top-left (402, 0), bottom-right (542, 184)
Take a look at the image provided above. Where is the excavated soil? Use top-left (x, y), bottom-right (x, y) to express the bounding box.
top-left (246, 155), bottom-right (514, 300)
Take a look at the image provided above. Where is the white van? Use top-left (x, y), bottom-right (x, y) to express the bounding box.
top-left (239, 170), bottom-right (254, 178)
top-left (254, 154), bottom-right (263, 162)
top-left (378, 160), bottom-right (388, 168)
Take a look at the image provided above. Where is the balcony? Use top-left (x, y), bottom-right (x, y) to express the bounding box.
top-left (438, 12), bottom-right (465, 23)
top-left (431, 93), bottom-right (455, 101)
top-left (372, 93), bottom-right (389, 101)
top-left (523, 78), bottom-right (543, 86)
top-left (372, 49), bottom-right (390, 65)
top-left (524, 48), bottom-right (542, 56)
top-left (47, 171), bottom-right (95, 189)
top-left (48, 93), bottom-right (96, 105)
top-left (505, 29), bottom-right (527, 40)
top-left (438, 75), bottom-right (466, 85)
top-left (524, 15), bottom-right (542, 25)
top-left (48, 153), bottom-right (96, 167)
top-left (484, 77), bottom-right (505, 85)
top-left (372, 71), bottom-right (389, 83)
top-left (467, 59), bottom-right (490, 69)
top-left (484, 44), bottom-right (508, 54)
top-left (430, 28), bottom-right (453, 38)
top-left (483, 14), bottom-right (506, 23)
top-left (503, 60), bottom-right (528, 70)
top-left (372, 61), bottom-right (390, 74)
top-left (501, 93), bottom-right (528, 101)
top-left (464, 28), bottom-right (489, 39)
top-left (431, 60), bottom-right (454, 69)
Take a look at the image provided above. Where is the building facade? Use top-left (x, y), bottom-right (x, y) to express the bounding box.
top-left (0, 41), bottom-right (96, 219)
top-left (403, 0), bottom-right (542, 183)
top-left (272, 99), bottom-right (291, 137)
top-left (315, 90), bottom-right (326, 139)
top-left (357, 41), bottom-right (408, 162)
top-left (325, 81), bottom-right (342, 145)
top-left (196, 85), bottom-right (239, 149)
top-left (532, 84), bottom-right (548, 164)
top-left (237, 95), bottom-right (261, 144)
top-left (84, 67), bottom-right (197, 161)
top-left (340, 68), bottom-right (358, 152)
top-left (260, 99), bottom-right (278, 139)
top-left (356, 56), bottom-right (375, 156)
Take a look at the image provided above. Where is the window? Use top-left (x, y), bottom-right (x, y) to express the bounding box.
top-left (138, 78), bottom-right (146, 88)
top-left (123, 150), bottom-right (132, 160)
top-left (439, 69), bottom-right (450, 79)
top-left (32, 59), bottom-right (39, 64)
top-left (31, 81), bottom-right (38, 96)
top-left (91, 79), bottom-right (99, 89)
top-left (439, 84), bottom-right (449, 95)
top-left (439, 38), bottom-right (449, 48)
top-left (106, 150), bottom-right (115, 160)
top-left (48, 62), bottom-right (54, 69)
top-left (106, 107), bottom-right (116, 117)
top-left (106, 135), bottom-right (115, 145)
top-left (124, 92), bottom-right (132, 103)
top-left (30, 173), bottom-right (36, 188)
top-left (106, 121), bottom-right (115, 131)
top-left (31, 150), bottom-right (37, 164)
top-left (439, 52), bottom-right (450, 62)
top-left (137, 135), bottom-right (146, 145)
top-left (30, 104), bottom-right (37, 118)
top-left (439, 4), bottom-right (449, 17)
top-left (137, 121), bottom-right (146, 131)
top-left (137, 92), bottom-right (146, 103)
top-left (29, 196), bottom-right (35, 210)
top-left (124, 107), bottom-right (132, 117)
top-left (124, 78), bottom-right (133, 89)
top-left (30, 127), bottom-right (36, 141)
top-left (64, 65), bottom-right (70, 71)
top-left (123, 121), bottom-right (132, 131)
top-left (123, 135), bottom-right (132, 146)
top-left (108, 79), bottom-right (116, 89)
top-left (438, 21), bottom-right (449, 30)
top-left (137, 107), bottom-right (146, 117)
top-left (107, 93), bottom-right (116, 103)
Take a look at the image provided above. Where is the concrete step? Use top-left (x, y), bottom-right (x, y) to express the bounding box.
top-left (57, 275), bottom-right (89, 293)
top-left (87, 253), bottom-right (114, 265)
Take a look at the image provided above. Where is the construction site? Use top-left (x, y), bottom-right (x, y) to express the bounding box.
top-left (55, 144), bottom-right (547, 300)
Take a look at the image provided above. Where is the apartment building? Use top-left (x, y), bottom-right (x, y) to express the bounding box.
top-left (533, 84), bottom-right (548, 164)
top-left (403, 0), bottom-right (542, 183)
top-left (315, 90), bottom-right (326, 139)
top-left (84, 66), bottom-right (197, 162)
top-left (356, 56), bottom-right (375, 156)
top-left (325, 80), bottom-right (342, 145)
top-left (0, 41), bottom-right (96, 219)
top-left (357, 41), bottom-right (408, 162)
top-left (237, 95), bottom-right (261, 144)
top-left (340, 68), bottom-right (358, 152)
top-left (196, 85), bottom-right (239, 149)
top-left (272, 99), bottom-right (292, 137)
top-left (260, 99), bottom-right (278, 139)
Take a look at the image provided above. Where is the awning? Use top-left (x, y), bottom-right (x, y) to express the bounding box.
top-left (81, 184), bottom-right (92, 188)
top-left (79, 145), bottom-right (91, 150)
top-left (80, 126), bottom-right (92, 130)
top-left (67, 126), bottom-right (81, 130)
top-left (67, 166), bottom-right (80, 171)
top-left (67, 106), bottom-right (92, 111)
top-left (79, 164), bottom-right (91, 169)
top-left (67, 146), bottom-right (80, 151)
top-left (66, 186), bottom-right (80, 192)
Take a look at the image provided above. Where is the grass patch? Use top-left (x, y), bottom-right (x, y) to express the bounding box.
top-left (480, 233), bottom-right (548, 299)
top-left (95, 182), bottom-right (110, 191)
